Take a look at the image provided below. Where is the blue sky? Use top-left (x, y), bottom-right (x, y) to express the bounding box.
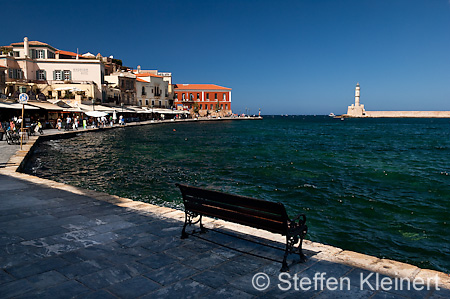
top-left (2, 0), bottom-right (450, 115)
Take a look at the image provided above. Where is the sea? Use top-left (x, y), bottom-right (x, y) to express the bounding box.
top-left (24, 116), bottom-right (450, 273)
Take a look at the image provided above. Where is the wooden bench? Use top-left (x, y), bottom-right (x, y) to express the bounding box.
top-left (176, 183), bottom-right (308, 272)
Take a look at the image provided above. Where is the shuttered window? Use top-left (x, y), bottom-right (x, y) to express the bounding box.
top-left (53, 70), bottom-right (71, 81)
top-left (36, 70), bottom-right (46, 80)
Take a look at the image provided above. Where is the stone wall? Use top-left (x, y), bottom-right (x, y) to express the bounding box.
top-left (364, 111), bottom-right (450, 118)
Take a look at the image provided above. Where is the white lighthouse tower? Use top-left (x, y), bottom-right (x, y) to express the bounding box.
top-left (346, 82), bottom-right (365, 117)
top-left (355, 82), bottom-right (360, 106)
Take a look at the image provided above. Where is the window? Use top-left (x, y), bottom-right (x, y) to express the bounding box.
top-left (159, 100), bottom-right (161, 106)
top-left (210, 104), bottom-right (213, 110)
top-left (64, 70), bottom-right (71, 80)
top-left (151, 100), bottom-right (155, 106)
top-left (225, 104), bottom-right (228, 109)
top-left (206, 93), bottom-right (209, 100)
top-left (190, 93), bottom-right (193, 100)
top-left (174, 93), bottom-right (178, 99)
top-left (197, 93), bottom-right (200, 99)
top-left (221, 104), bottom-right (223, 109)
top-left (145, 99), bottom-right (149, 105)
top-left (142, 86), bottom-right (146, 95)
top-left (223, 93), bottom-right (226, 100)
top-left (37, 70), bottom-right (46, 80)
top-left (48, 51), bottom-right (55, 59)
top-left (9, 69), bottom-right (23, 79)
top-left (182, 93), bottom-right (185, 101)
top-left (54, 70), bottom-right (62, 80)
top-left (200, 104), bottom-right (202, 109)
top-left (215, 93), bottom-right (217, 99)
top-left (53, 70), bottom-right (71, 81)
top-left (37, 50), bottom-right (45, 59)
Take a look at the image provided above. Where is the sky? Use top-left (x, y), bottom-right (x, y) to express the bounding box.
top-left (2, 0), bottom-right (450, 115)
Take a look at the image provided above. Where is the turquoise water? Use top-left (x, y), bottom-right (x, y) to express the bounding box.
top-left (25, 116), bottom-right (450, 273)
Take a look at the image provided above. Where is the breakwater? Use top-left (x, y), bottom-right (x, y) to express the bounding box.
top-left (24, 116), bottom-right (450, 273)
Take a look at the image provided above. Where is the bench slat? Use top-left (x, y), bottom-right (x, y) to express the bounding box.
top-left (187, 201), bottom-right (287, 234)
top-left (177, 184), bottom-right (287, 216)
top-left (184, 194), bottom-right (286, 220)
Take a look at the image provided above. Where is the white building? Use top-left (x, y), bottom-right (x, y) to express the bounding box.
top-left (134, 72), bottom-right (170, 108)
top-left (0, 37), bottom-right (105, 103)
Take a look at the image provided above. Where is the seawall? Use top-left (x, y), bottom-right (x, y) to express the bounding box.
top-left (365, 111), bottom-right (450, 118)
top-left (344, 110), bottom-right (450, 118)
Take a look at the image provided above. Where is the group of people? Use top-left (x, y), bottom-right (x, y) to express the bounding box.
top-left (56, 116), bottom-right (79, 131)
top-left (53, 114), bottom-right (125, 130)
top-left (0, 116), bottom-right (43, 140)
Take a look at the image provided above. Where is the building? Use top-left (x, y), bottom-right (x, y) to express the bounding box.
top-left (134, 72), bottom-right (170, 108)
top-left (104, 71), bottom-right (136, 106)
top-left (345, 83), bottom-right (450, 118)
top-left (0, 37), bottom-right (105, 104)
top-left (0, 65), bottom-right (6, 97)
top-left (173, 84), bottom-right (232, 117)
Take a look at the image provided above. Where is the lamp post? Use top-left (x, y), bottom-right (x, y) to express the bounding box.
top-left (92, 98), bottom-right (95, 111)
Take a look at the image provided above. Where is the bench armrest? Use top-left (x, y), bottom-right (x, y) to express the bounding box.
top-left (290, 213), bottom-right (306, 227)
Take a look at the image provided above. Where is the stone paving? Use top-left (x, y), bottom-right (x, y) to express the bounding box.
top-left (0, 140), bottom-right (19, 168)
top-left (0, 120), bottom-right (449, 298)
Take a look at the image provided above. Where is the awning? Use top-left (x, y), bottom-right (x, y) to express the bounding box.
top-left (75, 103), bottom-right (116, 113)
top-left (0, 102), bottom-right (40, 110)
top-left (26, 101), bottom-right (64, 111)
top-left (84, 111), bottom-right (109, 117)
top-left (148, 108), bottom-right (188, 114)
top-left (64, 107), bottom-right (84, 113)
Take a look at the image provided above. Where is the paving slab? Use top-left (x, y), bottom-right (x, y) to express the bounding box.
top-left (0, 141), bottom-right (449, 298)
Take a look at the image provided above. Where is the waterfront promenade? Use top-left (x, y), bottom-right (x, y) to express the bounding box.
top-left (0, 119), bottom-right (449, 298)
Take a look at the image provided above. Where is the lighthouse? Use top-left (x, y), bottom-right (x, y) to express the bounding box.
top-left (346, 82), bottom-right (365, 117)
top-left (355, 82), bottom-right (360, 106)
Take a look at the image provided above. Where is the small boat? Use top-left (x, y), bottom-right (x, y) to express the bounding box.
top-left (329, 113), bottom-right (335, 117)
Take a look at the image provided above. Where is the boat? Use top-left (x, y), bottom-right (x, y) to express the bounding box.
top-left (329, 113), bottom-right (335, 117)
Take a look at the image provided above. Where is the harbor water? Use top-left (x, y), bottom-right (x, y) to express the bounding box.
top-left (24, 116), bottom-right (450, 273)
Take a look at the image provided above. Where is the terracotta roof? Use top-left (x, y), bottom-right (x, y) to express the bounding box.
top-left (134, 73), bottom-right (163, 78)
top-left (136, 78), bottom-right (148, 83)
top-left (174, 84), bottom-right (231, 91)
top-left (9, 40), bottom-right (57, 51)
top-left (56, 50), bottom-right (83, 58)
top-left (11, 41), bottom-right (49, 46)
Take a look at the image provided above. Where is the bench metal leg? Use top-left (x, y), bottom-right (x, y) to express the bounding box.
top-left (298, 234), bottom-right (307, 262)
top-left (200, 216), bottom-right (207, 234)
top-left (281, 236), bottom-right (290, 272)
top-left (181, 213), bottom-right (189, 239)
top-left (181, 211), bottom-right (204, 239)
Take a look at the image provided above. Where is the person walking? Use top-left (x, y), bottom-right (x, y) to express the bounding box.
top-left (65, 115), bottom-right (72, 131)
top-left (57, 117), bottom-right (62, 131)
top-left (73, 116), bottom-right (79, 130)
